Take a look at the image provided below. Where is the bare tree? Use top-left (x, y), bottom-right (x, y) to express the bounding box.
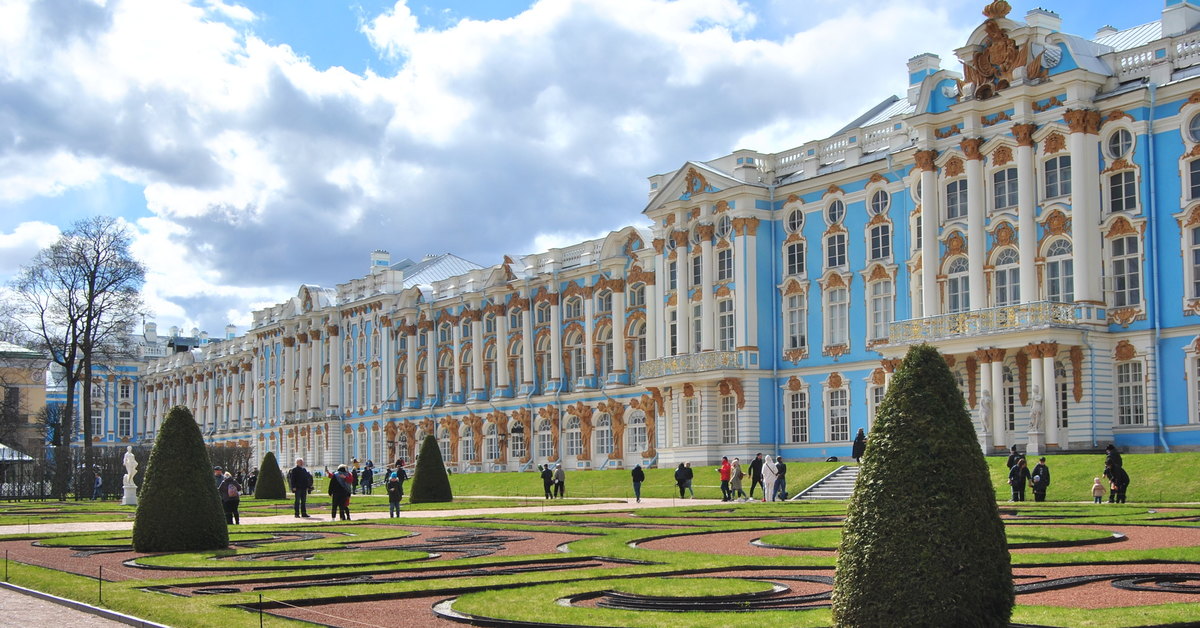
top-left (9, 217), bottom-right (145, 497)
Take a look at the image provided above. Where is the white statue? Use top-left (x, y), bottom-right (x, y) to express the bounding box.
top-left (1028, 385), bottom-right (1044, 432)
top-left (978, 389), bottom-right (993, 435)
top-left (122, 446), bottom-right (138, 487)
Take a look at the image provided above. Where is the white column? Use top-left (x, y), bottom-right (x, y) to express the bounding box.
top-left (584, 294), bottom-right (596, 377)
top-left (230, 366), bottom-right (240, 428)
top-left (205, 375), bottom-right (216, 432)
top-left (1041, 348), bottom-right (1059, 447)
top-left (700, 227), bottom-right (715, 351)
top-left (471, 313), bottom-right (485, 392)
top-left (405, 326), bottom-right (418, 401)
top-left (1067, 110), bottom-right (1103, 304)
top-left (612, 288), bottom-right (627, 373)
top-left (452, 322), bottom-right (463, 395)
top-left (990, 353), bottom-right (1005, 448)
top-left (1015, 125), bottom-right (1038, 303)
top-left (918, 150), bottom-right (940, 317)
top-left (550, 295), bottom-right (563, 382)
top-left (330, 329), bottom-right (343, 409)
top-left (735, 218), bottom-right (759, 349)
top-left (425, 325), bottom-right (438, 397)
top-left (380, 323), bottom-right (393, 404)
top-left (964, 140), bottom-right (986, 310)
top-left (652, 242), bottom-right (667, 358)
top-left (281, 338), bottom-right (294, 414)
top-left (979, 358), bottom-right (993, 434)
top-left (521, 302), bottom-right (535, 384)
top-left (296, 336), bottom-right (308, 412)
top-left (496, 308), bottom-right (511, 388)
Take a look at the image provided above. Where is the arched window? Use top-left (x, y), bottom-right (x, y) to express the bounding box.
top-left (994, 248), bottom-right (1020, 306)
top-left (510, 421), bottom-right (527, 460)
top-left (437, 427), bottom-right (451, 461)
top-left (626, 411), bottom-right (646, 453)
top-left (596, 290), bottom-right (612, 313)
top-left (565, 416), bottom-right (582, 456)
top-left (438, 323), bottom-right (452, 344)
top-left (628, 319), bottom-right (646, 380)
top-left (1045, 239), bottom-right (1074, 302)
top-left (628, 284), bottom-right (645, 307)
top-left (595, 414), bottom-right (612, 456)
top-left (564, 297), bottom-right (583, 319)
top-left (508, 307), bottom-right (522, 331)
top-left (536, 302), bottom-right (552, 324)
top-left (536, 419), bottom-right (553, 459)
top-left (565, 330), bottom-right (585, 384)
top-left (485, 423), bottom-right (499, 461)
top-left (461, 425), bottom-right (476, 462)
top-left (484, 313), bottom-right (496, 334)
top-left (596, 325), bottom-right (613, 377)
top-left (947, 257), bottom-right (970, 313)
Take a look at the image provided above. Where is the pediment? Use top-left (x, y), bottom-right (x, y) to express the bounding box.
top-left (643, 161), bottom-right (743, 214)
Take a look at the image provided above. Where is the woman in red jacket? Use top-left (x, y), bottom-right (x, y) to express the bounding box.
top-left (718, 457), bottom-right (733, 502)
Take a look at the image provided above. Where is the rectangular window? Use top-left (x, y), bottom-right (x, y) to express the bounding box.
top-left (90, 408), bottom-right (102, 435)
top-left (567, 426), bottom-right (581, 456)
top-left (1111, 235), bottom-right (1141, 307)
top-left (1108, 171), bottom-right (1136, 212)
top-left (1116, 362), bottom-right (1145, 425)
top-left (118, 410), bottom-right (132, 438)
top-left (692, 304), bottom-right (702, 353)
top-left (716, 249), bottom-right (733, 281)
top-left (668, 310), bottom-right (678, 356)
top-left (869, 224), bottom-right (891, 261)
top-left (828, 389), bottom-right (849, 441)
top-left (119, 382), bottom-right (131, 400)
top-left (825, 287), bottom-right (849, 346)
top-left (946, 179), bottom-right (968, 219)
top-left (668, 261), bottom-right (677, 291)
top-left (993, 167), bottom-right (1018, 209)
top-left (826, 234), bottom-right (847, 268)
top-left (870, 385), bottom-right (886, 427)
top-left (720, 395), bottom-right (737, 444)
top-left (1004, 377), bottom-right (1017, 432)
top-left (869, 280), bottom-right (894, 341)
top-left (785, 294), bottom-right (807, 351)
top-left (1192, 228), bottom-right (1200, 299)
top-left (717, 299), bottom-right (735, 351)
top-left (788, 390), bottom-right (809, 443)
top-left (786, 242), bottom-right (805, 276)
top-left (1045, 156), bottom-right (1072, 199)
top-left (684, 396), bottom-right (699, 446)
top-left (914, 215), bottom-right (922, 249)
top-left (1046, 257), bottom-right (1075, 303)
top-left (995, 267), bottom-right (1020, 306)
top-left (511, 431), bottom-right (527, 460)
top-left (628, 286), bottom-right (644, 307)
top-left (1190, 159), bottom-right (1200, 200)
top-left (691, 255), bottom-right (702, 287)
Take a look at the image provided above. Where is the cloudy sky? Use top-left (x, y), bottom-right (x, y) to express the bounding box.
top-left (0, 0), bottom-right (1157, 336)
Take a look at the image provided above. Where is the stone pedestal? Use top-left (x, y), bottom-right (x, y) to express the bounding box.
top-left (1026, 431), bottom-right (1044, 457)
top-left (122, 478), bottom-right (138, 506)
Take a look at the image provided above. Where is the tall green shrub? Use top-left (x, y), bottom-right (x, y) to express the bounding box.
top-left (254, 451), bottom-right (287, 499)
top-left (132, 406), bottom-right (228, 552)
top-left (409, 434), bottom-right (453, 503)
top-left (832, 344), bottom-right (1012, 626)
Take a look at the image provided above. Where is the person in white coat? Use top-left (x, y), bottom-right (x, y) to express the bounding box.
top-left (761, 455), bottom-right (778, 503)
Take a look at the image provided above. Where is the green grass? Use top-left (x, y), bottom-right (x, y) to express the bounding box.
top-left (985, 452), bottom-right (1200, 502)
top-left (759, 524), bottom-right (1115, 550)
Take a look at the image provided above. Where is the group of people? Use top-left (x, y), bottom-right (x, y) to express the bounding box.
top-left (662, 453), bottom-right (789, 502)
top-left (1005, 448), bottom-right (1051, 502)
top-left (314, 459), bottom-right (409, 520)
top-left (538, 464), bottom-right (566, 498)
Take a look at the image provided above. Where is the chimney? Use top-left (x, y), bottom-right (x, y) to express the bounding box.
top-left (1025, 8), bottom-right (1062, 31)
top-left (225, 324), bottom-right (236, 340)
top-left (1163, 0), bottom-right (1200, 38)
top-left (1095, 25), bottom-right (1118, 39)
top-left (144, 321), bottom-right (157, 341)
top-left (906, 53), bottom-right (941, 105)
top-left (370, 249), bottom-right (391, 275)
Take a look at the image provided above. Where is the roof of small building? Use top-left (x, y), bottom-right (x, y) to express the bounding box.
top-left (399, 253), bottom-right (484, 289)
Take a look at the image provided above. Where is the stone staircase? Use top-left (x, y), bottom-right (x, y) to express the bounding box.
top-left (793, 465), bottom-right (859, 500)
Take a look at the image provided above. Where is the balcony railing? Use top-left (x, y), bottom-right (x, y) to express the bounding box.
top-left (639, 350), bottom-right (745, 379)
top-left (888, 301), bottom-right (1078, 344)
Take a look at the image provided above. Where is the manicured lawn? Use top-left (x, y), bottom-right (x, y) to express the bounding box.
top-left (985, 452), bottom-right (1200, 502)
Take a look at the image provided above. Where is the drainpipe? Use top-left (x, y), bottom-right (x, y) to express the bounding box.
top-left (768, 179), bottom-right (782, 458)
top-left (1145, 82), bottom-right (1171, 453)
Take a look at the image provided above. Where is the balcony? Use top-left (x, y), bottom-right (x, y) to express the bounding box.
top-left (639, 350), bottom-right (745, 380)
top-left (888, 301), bottom-right (1079, 344)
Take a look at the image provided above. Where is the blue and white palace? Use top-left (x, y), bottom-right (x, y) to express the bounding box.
top-left (126, 1), bottom-right (1200, 469)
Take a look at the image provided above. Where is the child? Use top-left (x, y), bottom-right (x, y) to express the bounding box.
top-left (1091, 477), bottom-right (1105, 504)
top-left (1031, 474), bottom-right (1047, 502)
top-left (386, 469), bottom-right (404, 517)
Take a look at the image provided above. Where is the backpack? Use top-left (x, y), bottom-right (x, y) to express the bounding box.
top-left (226, 483), bottom-right (239, 498)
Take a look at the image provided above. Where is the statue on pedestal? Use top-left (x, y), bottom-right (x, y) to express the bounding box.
top-left (1028, 385), bottom-right (1044, 433)
top-left (978, 389), bottom-right (993, 435)
top-left (122, 445), bottom-right (138, 487)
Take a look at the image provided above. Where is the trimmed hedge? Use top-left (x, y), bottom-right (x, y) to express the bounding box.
top-left (409, 434), bottom-right (453, 503)
top-left (132, 405), bottom-right (229, 552)
top-left (832, 344), bottom-right (1013, 626)
top-left (254, 451), bottom-right (286, 499)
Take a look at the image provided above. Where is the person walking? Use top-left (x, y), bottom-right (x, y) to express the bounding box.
top-left (246, 469), bottom-right (258, 495)
top-left (361, 464), bottom-right (374, 495)
top-left (218, 472), bottom-right (242, 525)
top-left (92, 470), bottom-right (102, 500)
top-left (1031, 457), bottom-right (1051, 502)
top-left (761, 455), bottom-right (778, 503)
top-left (683, 462), bottom-right (695, 498)
top-left (774, 456), bottom-right (788, 501)
top-left (717, 457), bottom-right (733, 501)
top-left (386, 468), bottom-right (406, 517)
top-left (730, 458), bottom-right (746, 501)
top-left (286, 458), bottom-right (313, 518)
top-left (631, 464), bottom-right (645, 503)
top-left (1091, 477), bottom-right (1106, 504)
top-left (328, 464), bottom-right (353, 520)
top-left (674, 463), bottom-right (688, 499)
top-left (540, 464), bottom-right (553, 499)
top-left (851, 428), bottom-right (867, 463)
top-left (553, 464), bottom-right (566, 498)
top-left (1008, 458), bottom-right (1031, 501)
top-left (748, 453), bottom-right (764, 499)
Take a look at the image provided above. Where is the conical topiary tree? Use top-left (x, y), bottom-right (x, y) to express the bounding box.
top-left (132, 406), bottom-right (228, 552)
top-left (254, 451), bottom-right (287, 499)
top-left (409, 434), bottom-right (453, 503)
top-left (832, 344), bottom-right (1012, 626)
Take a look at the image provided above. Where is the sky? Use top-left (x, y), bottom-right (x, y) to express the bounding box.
top-left (0, 0), bottom-right (1163, 337)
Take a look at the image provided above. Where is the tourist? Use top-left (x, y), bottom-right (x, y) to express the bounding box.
top-left (1091, 477), bottom-right (1106, 504)
top-left (246, 469), bottom-right (258, 495)
top-left (386, 468), bottom-right (405, 517)
top-left (213, 465), bottom-right (224, 487)
top-left (1031, 457), bottom-right (1051, 502)
top-left (674, 463), bottom-right (688, 499)
top-left (852, 428), bottom-right (867, 463)
top-left (718, 456), bottom-right (732, 501)
top-left (540, 464), bottom-right (553, 499)
top-left (361, 464), bottom-right (374, 495)
top-left (286, 458), bottom-right (313, 518)
top-left (1104, 461), bottom-right (1130, 504)
top-left (774, 456), bottom-right (788, 501)
top-left (748, 453), bottom-right (764, 499)
top-left (328, 464), bottom-right (352, 520)
top-left (219, 472), bottom-right (242, 525)
top-left (683, 462), bottom-right (695, 497)
top-left (553, 463), bottom-right (566, 498)
top-left (351, 466), bottom-right (360, 494)
top-left (1008, 458), bottom-right (1031, 501)
top-left (730, 457), bottom-right (746, 501)
top-left (631, 464), bottom-right (645, 503)
top-left (1005, 445), bottom-right (1023, 470)
top-left (762, 455), bottom-right (778, 503)
top-left (92, 469), bottom-right (102, 500)
top-left (1105, 444), bottom-right (1123, 469)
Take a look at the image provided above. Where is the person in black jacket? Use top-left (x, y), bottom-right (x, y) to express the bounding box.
top-left (851, 429), bottom-right (867, 463)
top-left (539, 464), bottom-right (553, 499)
top-left (1104, 461), bottom-right (1130, 503)
top-left (218, 472), bottom-right (242, 525)
top-left (1005, 445), bottom-right (1023, 470)
top-left (747, 453), bottom-right (764, 499)
top-left (774, 456), bottom-right (788, 501)
top-left (286, 458), bottom-right (313, 518)
top-left (674, 463), bottom-right (688, 499)
top-left (1105, 444), bottom-right (1123, 470)
top-left (1008, 458), bottom-right (1031, 501)
top-left (327, 464), bottom-right (352, 520)
top-left (1031, 457), bottom-right (1051, 502)
top-left (631, 465), bottom-right (645, 503)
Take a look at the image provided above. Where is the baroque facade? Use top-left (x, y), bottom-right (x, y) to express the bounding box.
top-left (138, 1), bottom-right (1200, 469)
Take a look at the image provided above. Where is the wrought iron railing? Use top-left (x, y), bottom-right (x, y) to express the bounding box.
top-left (888, 301), bottom-right (1078, 344)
